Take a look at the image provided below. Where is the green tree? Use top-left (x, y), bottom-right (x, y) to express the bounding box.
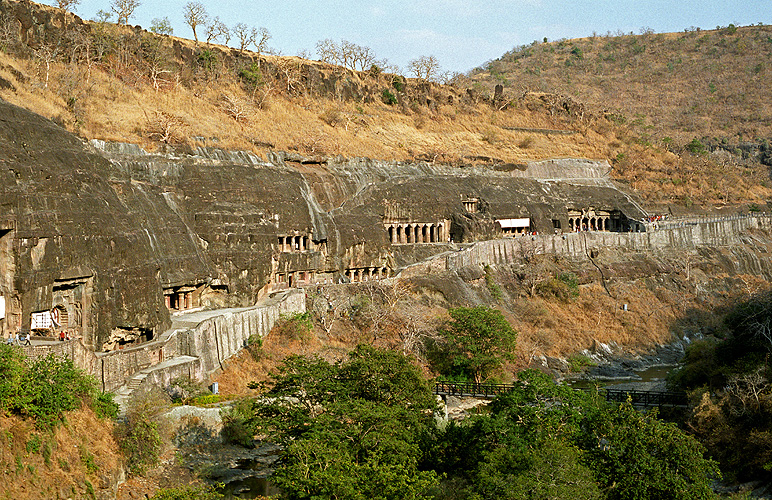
top-left (475, 439), bottom-right (601, 500)
top-left (580, 400), bottom-right (720, 500)
top-left (150, 17), bottom-right (173, 35)
top-left (427, 370), bottom-right (719, 500)
top-left (433, 306), bottom-right (518, 382)
top-left (238, 345), bottom-right (439, 499)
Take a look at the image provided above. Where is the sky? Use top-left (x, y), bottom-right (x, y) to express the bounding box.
top-left (57, 0), bottom-right (772, 74)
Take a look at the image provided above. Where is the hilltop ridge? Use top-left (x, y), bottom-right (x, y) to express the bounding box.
top-left (0, 0), bottom-right (769, 210)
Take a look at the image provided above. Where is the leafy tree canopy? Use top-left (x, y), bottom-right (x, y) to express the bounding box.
top-left (426, 370), bottom-right (719, 500)
top-left (432, 305), bottom-right (518, 382)
top-left (236, 345), bottom-right (439, 500)
top-left (0, 346), bottom-right (117, 429)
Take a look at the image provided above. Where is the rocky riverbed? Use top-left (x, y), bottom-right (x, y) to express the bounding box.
top-left (166, 405), bottom-right (281, 499)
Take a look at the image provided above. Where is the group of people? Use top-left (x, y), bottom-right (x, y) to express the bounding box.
top-left (4, 331), bottom-right (31, 346)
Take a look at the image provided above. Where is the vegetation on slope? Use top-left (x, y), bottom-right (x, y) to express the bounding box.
top-left (474, 24), bottom-right (772, 153)
top-left (224, 346), bottom-right (719, 500)
top-left (471, 24), bottom-right (772, 209)
top-left (1, 1), bottom-right (770, 210)
top-left (0, 344), bottom-right (120, 498)
top-left (670, 289), bottom-right (772, 484)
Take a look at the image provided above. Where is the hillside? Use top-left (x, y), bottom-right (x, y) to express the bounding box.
top-left (0, 1), bottom-right (769, 211)
top-left (471, 24), bottom-right (772, 208)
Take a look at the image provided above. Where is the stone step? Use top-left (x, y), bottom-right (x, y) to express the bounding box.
top-left (114, 355), bottom-right (200, 416)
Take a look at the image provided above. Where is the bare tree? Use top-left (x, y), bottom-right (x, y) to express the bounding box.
top-left (233, 22), bottom-right (254, 53)
top-left (0, 11), bottom-right (19, 53)
top-left (252, 27), bottom-right (271, 55)
top-left (34, 39), bottom-right (60, 88)
top-left (315, 38), bottom-right (378, 71)
top-left (141, 33), bottom-right (172, 90)
top-left (110, 0), bottom-right (141, 25)
top-left (275, 57), bottom-right (303, 94)
top-left (408, 55), bottom-right (441, 82)
top-left (146, 111), bottom-right (185, 143)
top-left (316, 38), bottom-right (337, 64)
top-left (182, 1), bottom-right (208, 43)
top-left (55, 0), bottom-right (80, 12)
top-left (351, 44), bottom-right (376, 71)
top-left (204, 16), bottom-right (228, 45)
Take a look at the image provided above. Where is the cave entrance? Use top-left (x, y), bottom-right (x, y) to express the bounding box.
top-left (53, 274), bottom-right (94, 345)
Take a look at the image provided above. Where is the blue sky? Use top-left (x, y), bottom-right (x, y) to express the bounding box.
top-left (58, 0), bottom-right (772, 73)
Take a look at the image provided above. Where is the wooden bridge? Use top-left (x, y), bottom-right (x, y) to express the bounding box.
top-left (433, 381), bottom-right (689, 408)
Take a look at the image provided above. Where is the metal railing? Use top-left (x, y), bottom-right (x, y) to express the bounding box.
top-left (434, 381), bottom-right (689, 408)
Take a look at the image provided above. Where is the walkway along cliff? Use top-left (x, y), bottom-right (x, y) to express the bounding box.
top-left (3, 98), bottom-right (772, 398)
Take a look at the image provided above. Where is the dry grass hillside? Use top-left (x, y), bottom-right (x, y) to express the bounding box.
top-left (471, 24), bottom-right (772, 209)
top-left (0, 408), bottom-right (121, 499)
top-left (0, 1), bottom-right (770, 211)
top-left (473, 24), bottom-right (772, 147)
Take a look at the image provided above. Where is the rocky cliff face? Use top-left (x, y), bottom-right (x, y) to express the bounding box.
top-left (0, 96), bottom-right (648, 350)
top-left (0, 101), bottom-right (211, 349)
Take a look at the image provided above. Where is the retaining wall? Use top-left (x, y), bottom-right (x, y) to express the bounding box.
top-left (21, 290), bottom-right (305, 392)
top-left (401, 214), bottom-right (772, 276)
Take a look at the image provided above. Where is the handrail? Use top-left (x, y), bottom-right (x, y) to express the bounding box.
top-left (433, 381), bottom-right (689, 408)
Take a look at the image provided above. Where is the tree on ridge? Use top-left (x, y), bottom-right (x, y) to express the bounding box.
top-left (183, 1), bottom-right (208, 43)
top-left (110, 0), bottom-right (140, 25)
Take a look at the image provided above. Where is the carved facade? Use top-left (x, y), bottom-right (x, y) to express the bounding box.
top-left (567, 208), bottom-right (643, 232)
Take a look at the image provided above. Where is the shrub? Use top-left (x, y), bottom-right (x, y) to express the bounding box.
top-left (166, 377), bottom-right (209, 404)
top-left (558, 272), bottom-right (580, 298)
top-left (238, 62), bottom-right (262, 88)
top-left (13, 352), bottom-right (102, 429)
top-left (151, 485), bottom-right (224, 500)
top-left (381, 89), bottom-right (397, 105)
top-left (567, 353), bottom-right (596, 372)
top-left (117, 388), bottom-right (170, 475)
top-left (197, 49), bottom-right (217, 72)
top-left (484, 265), bottom-right (503, 301)
top-left (220, 404), bottom-right (254, 447)
top-left (685, 138), bottom-right (707, 154)
top-left (392, 75), bottom-right (405, 92)
top-left (245, 333), bottom-right (263, 362)
top-left (570, 46), bottom-right (583, 59)
top-left (272, 311), bottom-right (314, 342)
top-left (517, 135), bottom-right (534, 149)
top-left (535, 273), bottom-right (579, 302)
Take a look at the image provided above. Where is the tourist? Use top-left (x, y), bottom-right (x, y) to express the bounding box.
top-left (59, 330), bottom-right (65, 342)
top-left (20, 333), bottom-right (30, 346)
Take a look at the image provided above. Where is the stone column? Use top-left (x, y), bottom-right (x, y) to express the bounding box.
top-left (165, 295), bottom-right (171, 309)
top-left (178, 292), bottom-right (185, 310)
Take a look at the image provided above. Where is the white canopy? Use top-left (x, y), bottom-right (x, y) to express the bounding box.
top-left (497, 218), bottom-right (531, 228)
top-left (31, 310), bottom-right (53, 330)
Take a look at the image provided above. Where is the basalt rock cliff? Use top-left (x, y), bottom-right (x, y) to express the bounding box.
top-left (0, 98), bottom-right (646, 351)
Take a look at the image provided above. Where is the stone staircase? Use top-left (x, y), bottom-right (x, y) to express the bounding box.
top-left (113, 355), bottom-right (200, 415)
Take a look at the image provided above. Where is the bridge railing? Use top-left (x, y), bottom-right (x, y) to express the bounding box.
top-left (604, 388), bottom-right (689, 408)
top-left (434, 381), bottom-right (689, 408)
top-left (434, 381), bottom-right (515, 398)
